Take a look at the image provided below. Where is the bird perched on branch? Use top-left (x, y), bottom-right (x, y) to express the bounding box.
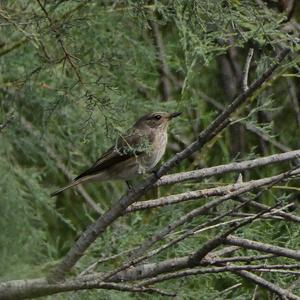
top-left (51, 111), bottom-right (181, 197)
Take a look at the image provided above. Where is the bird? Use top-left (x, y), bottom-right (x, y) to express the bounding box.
top-left (50, 111), bottom-right (181, 197)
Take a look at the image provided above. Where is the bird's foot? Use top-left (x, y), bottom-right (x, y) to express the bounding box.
top-left (125, 180), bottom-right (133, 190)
top-left (151, 169), bottom-right (160, 180)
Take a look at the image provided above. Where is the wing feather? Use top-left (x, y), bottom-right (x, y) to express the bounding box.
top-left (74, 133), bottom-right (145, 180)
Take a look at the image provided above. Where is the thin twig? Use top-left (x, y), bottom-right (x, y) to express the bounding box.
top-left (36, 0), bottom-right (82, 83)
top-left (187, 201), bottom-right (281, 267)
top-left (79, 247), bottom-right (138, 276)
top-left (138, 264), bottom-right (300, 287)
top-left (106, 247), bottom-right (239, 282)
top-left (242, 48), bottom-right (254, 91)
top-left (234, 270), bottom-right (300, 300)
top-left (225, 235), bottom-right (300, 260)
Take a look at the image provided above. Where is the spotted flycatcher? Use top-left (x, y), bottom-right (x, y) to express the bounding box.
top-left (51, 111), bottom-right (181, 197)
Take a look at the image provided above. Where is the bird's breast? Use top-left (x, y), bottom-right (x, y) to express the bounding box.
top-left (139, 130), bottom-right (168, 172)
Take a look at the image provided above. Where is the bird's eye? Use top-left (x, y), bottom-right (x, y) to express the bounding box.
top-left (154, 115), bottom-right (161, 120)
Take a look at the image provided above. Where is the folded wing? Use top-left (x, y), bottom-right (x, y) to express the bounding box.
top-left (74, 133), bottom-right (146, 181)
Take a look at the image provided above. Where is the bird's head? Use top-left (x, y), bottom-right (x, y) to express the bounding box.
top-left (135, 111), bottom-right (181, 130)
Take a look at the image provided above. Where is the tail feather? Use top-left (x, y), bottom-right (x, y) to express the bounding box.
top-left (50, 180), bottom-right (81, 197)
top-left (50, 172), bottom-right (108, 197)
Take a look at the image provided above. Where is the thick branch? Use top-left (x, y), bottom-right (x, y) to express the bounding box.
top-left (225, 235), bottom-right (300, 259)
top-left (156, 149), bottom-right (300, 186)
top-left (0, 278), bottom-right (173, 300)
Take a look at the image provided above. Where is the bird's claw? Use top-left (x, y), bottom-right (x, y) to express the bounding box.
top-left (151, 169), bottom-right (160, 179)
top-left (125, 180), bottom-right (132, 189)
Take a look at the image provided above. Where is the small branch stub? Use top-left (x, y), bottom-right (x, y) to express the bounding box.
top-left (242, 48), bottom-right (254, 92)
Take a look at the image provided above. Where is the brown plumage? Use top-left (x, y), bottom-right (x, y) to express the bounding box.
top-left (50, 111), bottom-right (181, 197)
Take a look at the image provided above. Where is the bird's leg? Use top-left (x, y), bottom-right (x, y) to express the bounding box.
top-left (125, 180), bottom-right (132, 189)
top-left (151, 168), bottom-right (160, 180)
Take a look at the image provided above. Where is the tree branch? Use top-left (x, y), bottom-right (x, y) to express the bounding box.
top-left (234, 270), bottom-right (300, 300)
top-left (0, 278), bottom-right (175, 300)
top-left (128, 167), bottom-right (300, 213)
top-left (125, 167), bottom-right (299, 267)
top-left (156, 149), bottom-right (300, 187)
top-left (46, 47), bottom-right (290, 282)
top-left (138, 265), bottom-right (300, 288)
top-left (242, 48), bottom-right (254, 91)
top-left (225, 235), bottom-right (300, 260)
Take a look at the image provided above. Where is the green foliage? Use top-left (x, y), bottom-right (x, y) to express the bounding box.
top-left (1, 0), bottom-right (300, 299)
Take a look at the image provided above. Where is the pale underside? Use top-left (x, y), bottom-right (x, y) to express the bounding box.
top-left (82, 128), bottom-right (168, 182)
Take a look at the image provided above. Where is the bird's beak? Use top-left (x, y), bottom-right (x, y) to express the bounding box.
top-left (169, 112), bottom-right (182, 119)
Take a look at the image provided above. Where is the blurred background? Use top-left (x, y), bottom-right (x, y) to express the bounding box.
top-left (0, 1), bottom-right (300, 299)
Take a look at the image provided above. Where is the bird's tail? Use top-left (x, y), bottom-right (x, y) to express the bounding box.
top-left (50, 180), bottom-right (81, 197)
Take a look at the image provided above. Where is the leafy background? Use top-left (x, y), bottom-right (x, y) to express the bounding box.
top-left (1, 0), bottom-right (300, 299)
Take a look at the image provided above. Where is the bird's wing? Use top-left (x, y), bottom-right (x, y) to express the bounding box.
top-left (74, 132), bottom-right (148, 181)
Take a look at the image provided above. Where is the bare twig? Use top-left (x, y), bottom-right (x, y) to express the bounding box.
top-left (138, 264), bottom-right (300, 287)
top-left (110, 200), bottom-right (253, 279)
top-left (242, 48), bottom-right (254, 91)
top-left (106, 199), bottom-right (287, 284)
top-left (234, 270), bottom-right (300, 300)
top-left (187, 201), bottom-right (280, 267)
top-left (235, 194), bottom-right (299, 223)
top-left (225, 235), bottom-right (300, 260)
top-left (0, 2), bottom-right (89, 57)
top-left (0, 278), bottom-right (175, 300)
top-left (79, 247), bottom-right (138, 276)
top-left (128, 167), bottom-right (300, 212)
top-left (251, 282), bottom-right (259, 300)
top-left (106, 247), bottom-right (239, 282)
top-left (156, 148), bottom-right (300, 187)
top-left (99, 167), bottom-right (297, 288)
